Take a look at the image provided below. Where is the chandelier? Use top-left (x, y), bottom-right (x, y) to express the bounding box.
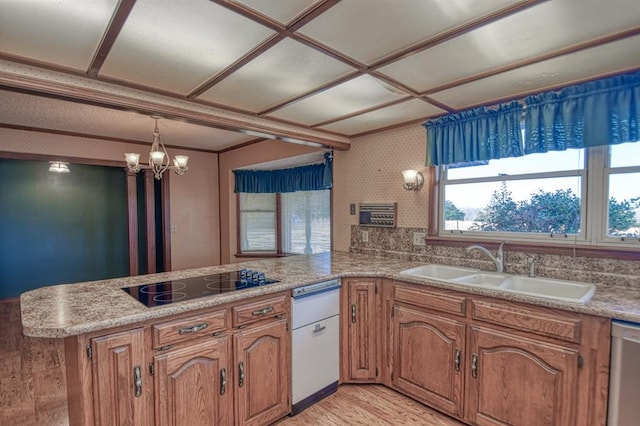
top-left (125, 116), bottom-right (189, 180)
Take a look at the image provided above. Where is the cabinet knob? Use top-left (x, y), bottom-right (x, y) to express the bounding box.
top-left (454, 349), bottom-right (461, 372)
top-left (178, 322), bottom-right (209, 335)
top-left (251, 306), bottom-right (274, 317)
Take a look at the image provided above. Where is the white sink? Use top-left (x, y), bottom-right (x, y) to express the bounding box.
top-left (400, 264), bottom-right (480, 281)
top-left (451, 273), bottom-right (507, 287)
top-left (499, 276), bottom-right (596, 304)
top-left (399, 264), bottom-right (596, 304)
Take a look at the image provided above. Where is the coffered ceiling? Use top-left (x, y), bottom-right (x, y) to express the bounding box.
top-left (0, 0), bottom-right (638, 153)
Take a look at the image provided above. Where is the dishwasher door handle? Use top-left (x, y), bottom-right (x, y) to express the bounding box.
top-left (313, 324), bottom-right (326, 333)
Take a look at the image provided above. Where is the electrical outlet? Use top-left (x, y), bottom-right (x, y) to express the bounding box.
top-left (362, 230), bottom-right (369, 242)
top-left (413, 232), bottom-right (426, 246)
top-left (170, 225), bottom-right (178, 233)
top-left (350, 203), bottom-right (356, 215)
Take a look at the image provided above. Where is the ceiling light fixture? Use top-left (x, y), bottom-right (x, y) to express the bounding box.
top-left (49, 161), bottom-right (70, 173)
top-left (125, 115), bottom-right (189, 180)
top-left (402, 169), bottom-right (424, 191)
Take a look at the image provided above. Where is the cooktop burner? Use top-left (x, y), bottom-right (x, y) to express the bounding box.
top-left (122, 269), bottom-right (279, 307)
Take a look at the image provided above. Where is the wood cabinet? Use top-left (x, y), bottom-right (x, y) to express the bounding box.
top-left (89, 327), bottom-right (152, 426)
top-left (389, 280), bottom-right (611, 426)
top-left (341, 277), bottom-right (380, 382)
top-left (154, 336), bottom-right (233, 426)
top-left (392, 305), bottom-right (465, 418)
top-left (65, 291), bottom-right (291, 426)
top-left (234, 318), bottom-right (290, 426)
top-left (466, 326), bottom-right (578, 426)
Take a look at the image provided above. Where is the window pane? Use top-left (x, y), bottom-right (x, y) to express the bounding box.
top-left (447, 149), bottom-right (584, 180)
top-left (444, 177), bottom-right (581, 234)
top-left (610, 141), bottom-right (640, 168)
top-left (281, 190), bottom-right (330, 254)
top-left (239, 193), bottom-right (276, 252)
top-left (240, 192), bottom-right (276, 210)
top-left (607, 172), bottom-right (640, 237)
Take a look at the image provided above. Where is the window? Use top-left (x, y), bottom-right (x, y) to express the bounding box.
top-left (238, 190), bottom-right (331, 255)
top-left (439, 141), bottom-right (640, 246)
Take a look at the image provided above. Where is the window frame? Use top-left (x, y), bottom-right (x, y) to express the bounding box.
top-left (435, 144), bottom-right (640, 249)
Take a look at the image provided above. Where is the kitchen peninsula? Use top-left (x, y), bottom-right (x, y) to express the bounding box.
top-left (20, 252), bottom-right (640, 426)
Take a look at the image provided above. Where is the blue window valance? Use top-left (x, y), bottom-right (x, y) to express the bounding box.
top-left (423, 101), bottom-right (524, 166)
top-left (234, 152), bottom-right (333, 193)
top-left (524, 71), bottom-right (640, 154)
top-left (423, 71), bottom-right (640, 167)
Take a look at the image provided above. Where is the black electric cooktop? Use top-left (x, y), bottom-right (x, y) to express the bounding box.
top-left (122, 269), bottom-right (279, 307)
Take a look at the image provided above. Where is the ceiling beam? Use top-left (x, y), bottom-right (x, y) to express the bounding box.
top-left (87, 0), bottom-right (137, 78)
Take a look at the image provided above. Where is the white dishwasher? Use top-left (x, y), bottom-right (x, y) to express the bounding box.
top-left (291, 279), bottom-right (341, 415)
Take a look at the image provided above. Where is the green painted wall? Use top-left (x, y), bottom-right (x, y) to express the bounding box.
top-left (0, 158), bottom-right (129, 298)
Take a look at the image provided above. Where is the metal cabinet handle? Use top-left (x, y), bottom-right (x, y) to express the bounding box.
top-left (238, 362), bottom-right (245, 388)
top-left (178, 322), bottom-right (208, 335)
top-left (351, 304), bottom-right (356, 323)
top-left (471, 353), bottom-right (478, 378)
top-left (220, 368), bottom-right (227, 395)
top-left (454, 349), bottom-right (461, 372)
top-left (251, 306), bottom-right (274, 316)
top-left (134, 365), bottom-right (142, 397)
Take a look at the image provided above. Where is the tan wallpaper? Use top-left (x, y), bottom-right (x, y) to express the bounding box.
top-left (333, 123), bottom-right (430, 252)
top-left (0, 127), bottom-right (220, 271)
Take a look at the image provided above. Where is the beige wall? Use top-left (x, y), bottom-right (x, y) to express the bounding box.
top-left (333, 123), bottom-right (429, 252)
top-left (0, 127), bottom-right (220, 271)
top-left (218, 140), bottom-right (324, 264)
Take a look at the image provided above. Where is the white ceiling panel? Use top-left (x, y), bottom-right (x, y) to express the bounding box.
top-left (231, 0), bottom-right (322, 25)
top-left (0, 0), bottom-right (118, 71)
top-left (266, 75), bottom-right (408, 125)
top-left (297, 0), bottom-right (522, 65)
top-left (429, 36), bottom-right (640, 109)
top-left (318, 99), bottom-right (446, 136)
top-left (0, 89), bottom-right (254, 151)
top-left (378, 0), bottom-right (640, 93)
top-left (197, 39), bottom-right (355, 112)
top-left (99, 0), bottom-right (275, 94)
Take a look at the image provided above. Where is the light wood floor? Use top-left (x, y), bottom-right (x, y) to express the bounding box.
top-left (275, 385), bottom-right (464, 426)
top-left (1, 299), bottom-right (463, 426)
top-left (0, 299), bottom-right (69, 425)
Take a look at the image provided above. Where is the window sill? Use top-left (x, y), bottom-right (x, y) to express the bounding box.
top-left (235, 252), bottom-right (297, 259)
top-left (425, 236), bottom-right (640, 260)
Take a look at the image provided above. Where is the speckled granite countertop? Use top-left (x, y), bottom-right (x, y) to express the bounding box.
top-left (20, 251), bottom-right (640, 338)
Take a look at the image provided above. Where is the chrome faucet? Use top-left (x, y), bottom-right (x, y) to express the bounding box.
top-left (465, 242), bottom-right (506, 273)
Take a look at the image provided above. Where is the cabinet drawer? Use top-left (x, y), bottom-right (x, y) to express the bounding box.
top-left (232, 293), bottom-right (288, 327)
top-left (393, 284), bottom-right (466, 317)
top-left (471, 299), bottom-right (582, 343)
top-left (152, 308), bottom-right (227, 349)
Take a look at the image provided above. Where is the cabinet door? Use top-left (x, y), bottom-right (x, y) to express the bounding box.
top-left (234, 318), bottom-right (290, 426)
top-left (467, 326), bottom-right (579, 426)
top-left (91, 327), bottom-right (151, 426)
top-left (345, 279), bottom-right (378, 381)
top-left (392, 305), bottom-right (465, 417)
top-left (154, 336), bottom-right (233, 426)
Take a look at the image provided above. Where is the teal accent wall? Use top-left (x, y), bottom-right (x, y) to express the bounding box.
top-left (0, 158), bottom-right (130, 299)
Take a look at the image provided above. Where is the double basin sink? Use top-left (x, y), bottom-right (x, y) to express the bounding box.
top-left (399, 264), bottom-right (596, 304)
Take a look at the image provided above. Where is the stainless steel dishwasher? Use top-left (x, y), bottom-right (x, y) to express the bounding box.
top-left (291, 279), bottom-right (341, 415)
top-left (608, 320), bottom-right (640, 426)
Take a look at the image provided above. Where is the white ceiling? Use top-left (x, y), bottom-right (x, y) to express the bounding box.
top-left (0, 0), bottom-right (638, 153)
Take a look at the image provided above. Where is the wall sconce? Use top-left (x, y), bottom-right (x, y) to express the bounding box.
top-left (49, 161), bottom-right (70, 173)
top-left (402, 169), bottom-right (424, 191)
